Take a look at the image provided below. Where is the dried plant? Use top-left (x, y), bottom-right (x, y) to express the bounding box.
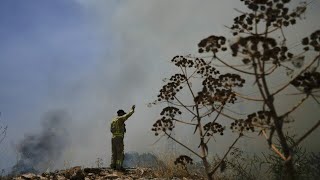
top-left (196, 0), bottom-right (319, 179)
top-left (151, 55), bottom-right (245, 179)
top-left (151, 0), bottom-right (319, 179)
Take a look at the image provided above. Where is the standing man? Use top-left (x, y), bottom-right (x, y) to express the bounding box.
top-left (110, 105), bottom-right (135, 170)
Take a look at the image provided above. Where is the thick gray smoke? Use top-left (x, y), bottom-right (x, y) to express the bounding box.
top-left (11, 110), bottom-right (70, 175)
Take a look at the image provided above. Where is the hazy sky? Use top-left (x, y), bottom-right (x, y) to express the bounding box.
top-left (0, 0), bottom-right (319, 171)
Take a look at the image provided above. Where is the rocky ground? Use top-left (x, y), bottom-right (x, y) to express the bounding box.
top-left (2, 166), bottom-right (204, 180)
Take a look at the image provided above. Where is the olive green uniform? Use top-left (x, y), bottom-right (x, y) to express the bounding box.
top-left (110, 109), bottom-right (134, 169)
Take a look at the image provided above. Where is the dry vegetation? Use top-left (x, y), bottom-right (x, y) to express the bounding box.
top-left (150, 0), bottom-right (320, 179)
top-left (0, 149), bottom-right (319, 179)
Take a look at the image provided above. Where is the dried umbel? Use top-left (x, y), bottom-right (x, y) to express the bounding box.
top-left (157, 55), bottom-right (245, 107)
top-left (171, 55), bottom-right (194, 68)
top-left (218, 73), bottom-right (245, 88)
top-left (198, 35), bottom-right (227, 56)
top-left (174, 155), bottom-right (193, 166)
top-left (194, 91), bottom-right (215, 105)
top-left (195, 58), bottom-right (220, 77)
top-left (230, 36), bottom-right (294, 65)
top-left (195, 89), bottom-right (237, 106)
top-left (213, 89), bottom-right (237, 105)
top-left (195, 73), bottom-right (245, 105)
top-left (151, 107), bottom-right (182, 136)
top-left (228, 0), bottom-right (308, 65)
top-left (232, 0), bottom-right (306, 36)
top-left (151, 118), bottom-right (174, 136)
top-left (203, 122), bottom-right (225, 136)
top-left (291, 71), bottom-right (320, 94)
top-left (160, 106), bottom-right (182, 117)
top-left (230, 119), bottom-right (255, 133)
top-left (248, 111), bottom-right (272, 126)
top-left (157, 74), bottom-right (186, 101)
top-left (230, 111), bottom-right (272, 132)
top-left (302, 30), bottom-right (320, 52)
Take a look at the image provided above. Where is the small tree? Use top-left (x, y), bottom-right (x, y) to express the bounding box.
top-left (151, 0), bottom-right (319, 179)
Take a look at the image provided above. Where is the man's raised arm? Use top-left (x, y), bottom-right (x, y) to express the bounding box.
top-left (118, 105), bottom-right (135, 122)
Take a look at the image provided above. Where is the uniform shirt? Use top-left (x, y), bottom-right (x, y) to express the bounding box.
top-left (111, 109), bottom-right (134, 138)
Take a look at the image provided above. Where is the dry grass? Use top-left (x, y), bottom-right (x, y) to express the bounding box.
top-left (151, 152), bottom-right (205, 179)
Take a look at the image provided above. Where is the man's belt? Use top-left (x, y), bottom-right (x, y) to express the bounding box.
top-left (112, 132), bottom-right (124, 137)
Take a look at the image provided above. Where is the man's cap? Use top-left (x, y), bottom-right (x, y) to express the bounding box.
top-left (117, 109), bottom-right (126, 116)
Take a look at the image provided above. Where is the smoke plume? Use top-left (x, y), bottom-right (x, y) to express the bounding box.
top-left (11, 110), bottom-right (70, 175)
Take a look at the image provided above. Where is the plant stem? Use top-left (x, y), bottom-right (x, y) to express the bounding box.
top-left (291, 120), bottom-right (320, 148)
top-left (164, 132), bottom-right (202, 159)
top-left (209, 133), bottom-right (242, 177)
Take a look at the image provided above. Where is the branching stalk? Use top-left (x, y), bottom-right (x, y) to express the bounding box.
top-left (291, 120), bottom-right (320, 148)
top-left (164, 132), bottom-right (202, 159)
top-left (281, 95), bottom-right (309, 118)
top-left (209, 134), bottom-right (242, 177)
top-left (261, 130), bottom-right (286, 160)
top-left (174, 96), bottom-right (197, 116)
top-left (172, 118), bottom-right (197, 126)
top-left (272, 55), bottom-right (320, 96)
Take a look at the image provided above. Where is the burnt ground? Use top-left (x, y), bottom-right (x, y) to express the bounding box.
top-left (1, 166), bottom-right (204, 180)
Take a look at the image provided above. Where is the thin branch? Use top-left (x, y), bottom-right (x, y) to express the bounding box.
top-left (219, 111), bottom-right (239, 121)
top-left (280, 63), bottom-right (294, 72)
top-left (252, 58), bottom-right (268, 102)
top-left (312, 94), bottom-right (320, 98)
top-left (224, 25), bottom-right (279, 36)
top-left (272, 54), bottom-right (320, 96)
top-left (280, 95), bottom-right (309, 118)
top-left (211, 105), bottom-right (223, 123)
top-left (233, 8), bottom-right (247, 14)
top-left (266, 64), bottom-right (277, 74)
top-left (200, 104), bottom-right (240, 120)
top-left (234, 91), bottom-right (264, 101)
top-left (209, 133), bottom-right (242, 176)
top-left (215, 56), bottom-right (257, 75)
top-left (285, 89), bottom-right (320, 95)
top-left (203, 105), bottom-right (225, 138)
top-left (164, 131), bottom-right (202, 159)
top-left (254, 11), bottom-right (258, 35)
top-left (174, 96), bottom-right (197, 117)
top-left (151, 133), bottom-right (166, 146)
top-left (261, 130), bottom-right (286, 161)
top-left (181, 66), bottom-right (197, 100)
top-left (200, 106), bottom-right (216, 118)
top-left (185, 66), bottom-right (199, 82)
top-left (291, 120), bottom-right (320, 148)
top-left (197, 54), bottom-right (278, 71)
top-left (311, 94), bottom-right (320, 105)
top-left (172, 118), bottom-right (197, 126)
top-left (223, 106), bottom-right (246, 115)
top-left (166, 100), bottom-right (195, 108)
top-left (280, 27), bottom-right (287, 45)
top-left (204, 136), bottom-right (216, 145)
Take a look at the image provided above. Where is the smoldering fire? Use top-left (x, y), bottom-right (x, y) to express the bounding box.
top-left (11, 110), bottom-right (71, 175)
